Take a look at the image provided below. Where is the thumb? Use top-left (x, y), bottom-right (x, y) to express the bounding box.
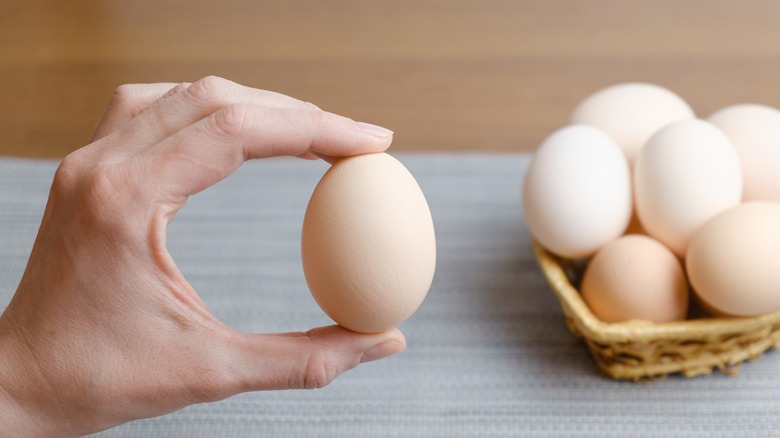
top-left (221, 325), bottom-right (406, 392)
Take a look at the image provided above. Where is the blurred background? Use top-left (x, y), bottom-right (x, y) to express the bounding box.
top-left (2, 0), bottom-right (780, 157)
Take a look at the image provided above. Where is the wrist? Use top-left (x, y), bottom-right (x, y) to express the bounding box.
top-left (0, 313), bottom-right (74, 438)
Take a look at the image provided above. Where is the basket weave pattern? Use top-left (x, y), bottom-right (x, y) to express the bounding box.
top-left (533, 241), bottom-right (780, 380)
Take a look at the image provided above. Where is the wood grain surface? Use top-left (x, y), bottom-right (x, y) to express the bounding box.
top-left (2, 0), bottom-right (780, 157)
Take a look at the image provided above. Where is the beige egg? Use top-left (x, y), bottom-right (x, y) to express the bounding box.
top-left (581, 234), bottom-right (689, 323)
top-left (634, 119), bottom-right (742, 257)
top-left (686, 202), bottom-right (780, 317)
top-left (301, 153), bottom-right (436, 333)
top-left (571, 82), bottom-right (695, 166)
top-left (708, 104), bottom-right (780, 202)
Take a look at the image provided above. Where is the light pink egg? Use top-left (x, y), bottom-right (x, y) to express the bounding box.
top-left (687, 202), bottom-right (780, 317)
top-left (302, 153), bottom-right (436, 333)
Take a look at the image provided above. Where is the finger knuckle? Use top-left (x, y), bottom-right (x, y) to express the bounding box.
top-left (212, 103), bottom-right (253, 139)
top-left (185, 366), bottom-right (234, 403)
top-left (299, 350), bottom-right (339, 390)
top-left (108, 83), bottom-right (141, 108)
top-left (305, 105), bottom-right (327, 128)
top-left (188, 75), bottom-right (234, 103)
top-left (48, 162), bottom-right (134, 241)
top-left (303, 101), bottom-right (323, 111)
top-left (297, 107), bottom-right (327, 148)
top-left (51, 153), bottom-right (85, 194)
top-left (81, 166), bottom-right (131, 218)
top-left (50, 152), bottom-right (118, 212)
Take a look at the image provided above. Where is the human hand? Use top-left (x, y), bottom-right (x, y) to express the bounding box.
top-left (0, 76), bottom-right (405, 437)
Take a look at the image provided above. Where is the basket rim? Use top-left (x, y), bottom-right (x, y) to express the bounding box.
top-left (532, 240), bottom-right (780, 345)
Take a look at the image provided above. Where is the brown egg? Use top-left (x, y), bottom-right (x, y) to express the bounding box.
top-left (581, 234), bottom-right (689, 323)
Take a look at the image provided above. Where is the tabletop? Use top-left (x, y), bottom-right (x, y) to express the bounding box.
top-left (1, 153), bottom-right (778, 437)
top-left (3, 0), bottom-right (780, 157)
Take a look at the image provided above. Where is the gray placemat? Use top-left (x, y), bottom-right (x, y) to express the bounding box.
top-left (1, 153), bottom-right (778, 438)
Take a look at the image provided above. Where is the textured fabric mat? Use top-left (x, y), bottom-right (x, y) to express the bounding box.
top-left (1, 154), bottom-right (778, 437)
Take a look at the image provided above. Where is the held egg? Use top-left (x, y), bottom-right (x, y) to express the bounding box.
top-left (571, 82), bottom-right (695, 166)
top-left (634, 119), bottom-right (742, 257)
top-left (581, 234), bottom-right (689, 323)
top-left (301, 153), bottom-right (436, 333)
top-left (686, 202), bottom-right (780, 317)
top-left (708, 104), bottom-right (780, 202)
top-left (522, 124), bottom-right (632, 259)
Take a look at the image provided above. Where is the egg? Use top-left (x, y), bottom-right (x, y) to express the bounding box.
top-left (571, 82), bottom-right (695, 166)
top-left (708, 104), bottom-right (780, 202)
top-left (686, 202), bottom-right (780, 317)
top-left (301, 153), bottom-right (436, 333)
top-left (523, 124), bottom-right (632, 259)
top-left (581, 234), bottom-right (689, 323)
top-left (634, 119), bottom-right (742, 257)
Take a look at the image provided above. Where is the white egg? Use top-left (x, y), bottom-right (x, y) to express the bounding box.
top-left (571, 82), bottom-right (695, 166)
top-left (708, 104), bottom-right (780, 202)
top-left (634, 119), bottom-right (742, 257)
top-left (523, 124), bottom-right (632, 259)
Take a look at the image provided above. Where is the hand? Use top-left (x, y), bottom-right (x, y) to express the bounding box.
top-left (0, 76), bottom-right (405, 437)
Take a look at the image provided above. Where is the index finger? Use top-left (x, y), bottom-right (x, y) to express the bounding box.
top-left (138, 102), bottom-right (393, 201)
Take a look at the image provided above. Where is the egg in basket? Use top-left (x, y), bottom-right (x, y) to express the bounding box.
top-left (524, 83), bottom-right (780, 380)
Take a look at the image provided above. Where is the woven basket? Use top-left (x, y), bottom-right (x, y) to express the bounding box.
top-left (532, 241), bottom-right (780, 381)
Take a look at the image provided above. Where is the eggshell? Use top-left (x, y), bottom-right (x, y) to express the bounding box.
top-left (301, 153), bottom-right (436, 333)
top-left (686, 202), bottom-right (780, 317)
top-left (571, 82), bottom-right (695, 166)
top-left (523, 124), bottom-right (632, 259)
top-left (634, 119), bottom-right (742, 257)
top-left (708, 104), bottom-right (780, 202)
top-left (581, 234), bottom-right (689, 323)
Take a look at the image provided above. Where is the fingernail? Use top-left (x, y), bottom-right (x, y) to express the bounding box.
top-left (356, 121), bottom-right (394, 138)
top-left (360, 341), bottom-right (404, 363)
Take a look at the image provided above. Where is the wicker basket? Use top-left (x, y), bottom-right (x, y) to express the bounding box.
top-left (532, 241), bottom-right (780, 381)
